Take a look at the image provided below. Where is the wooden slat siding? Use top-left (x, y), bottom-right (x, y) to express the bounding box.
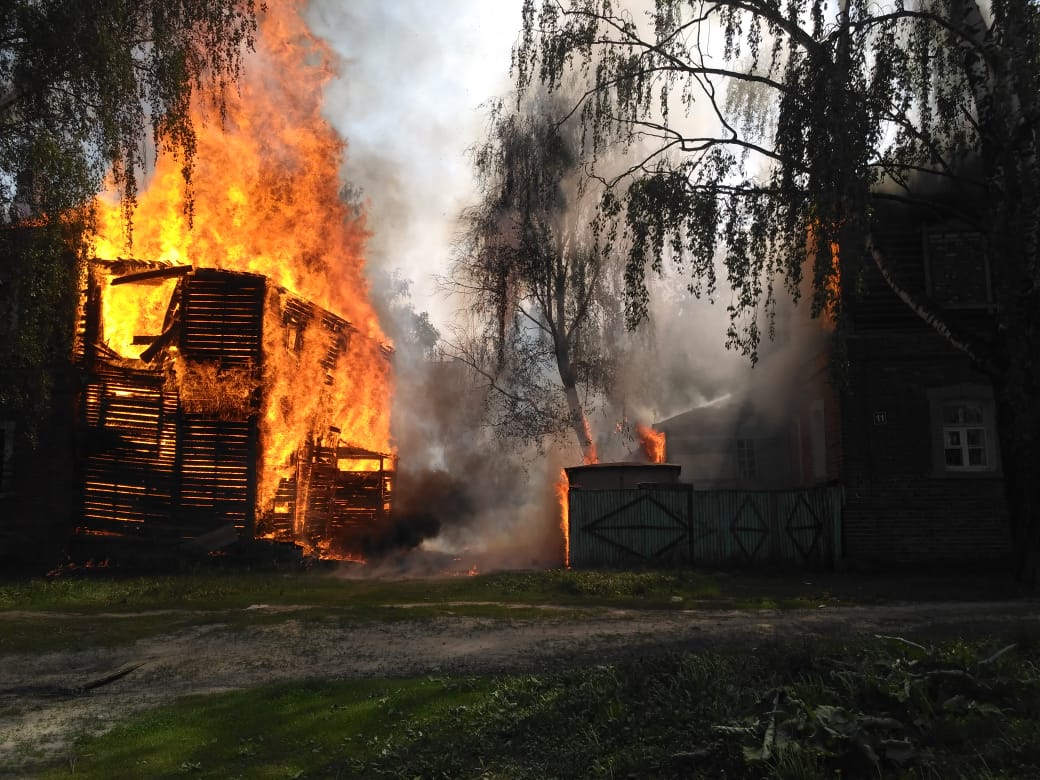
top-left (331, 450), bottom-right (393, 539)
top-left (304, 461), bottom-right (337, 544)
top-left (176, 416), bottom-right (253, 531)
top-left (81, 365), bottom-right (176, 533)
top-left (852, 209), bottom-right (928, 331)
top-left (319, 311), bottom-right (350, 373)
top-left (331, 472), bottom-right (384, 529)
top-left (269, 475), bottom-right (298, 539)
top-left (72, 267), bottom-right (98, 365)
top-left (181, 270), bottom-right (265, 365)
top-left (278, 290), bottom-right (352, 377)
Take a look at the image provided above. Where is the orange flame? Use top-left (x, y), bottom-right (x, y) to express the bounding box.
top-left (807, 221), bottom-right (841, 328)
top-left (636, 424), bottom-right (666, 463)
top-left (555, 468), bottom-right (570, 568)
top-left (89, 3), bottom-right (393, 521)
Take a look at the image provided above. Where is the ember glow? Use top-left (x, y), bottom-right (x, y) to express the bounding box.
top-left (89, 2), bottom-right (393, 558)
top-left (636, 424), bottom-right (666, 463)
top-left (807, 221), bottom-right (842, 327)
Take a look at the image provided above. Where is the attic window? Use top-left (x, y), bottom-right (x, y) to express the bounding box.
top-left (923, 225), bottom-right (992, 309)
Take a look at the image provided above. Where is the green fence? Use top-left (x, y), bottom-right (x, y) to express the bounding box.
top-left (568, 484), bottom-right (843, 569)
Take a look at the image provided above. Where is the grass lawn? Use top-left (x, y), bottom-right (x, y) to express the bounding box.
top-left (0, 566), bottom-right (1029, 654)
top-left (34, 633), bottom-right (1040, 779)
top-left (4, 567), bottom-right (1037, 778)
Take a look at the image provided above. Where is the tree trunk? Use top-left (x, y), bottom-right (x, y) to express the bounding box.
top-left (992, 357), bottom-right (1040, 587)
top-left (554, 335), bottom-right (597, 464)
top-left (562, 381), bottom-right (597, 464)
top-left (557, 347), bottom-right (597, 464)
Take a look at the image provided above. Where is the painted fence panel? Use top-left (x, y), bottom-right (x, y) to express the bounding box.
top-left (691, 487), bottom-right (842, 567)
top-left (569, 484), bottom-right (842, 569)
top-left (569, 486), bottom-right (693, 567)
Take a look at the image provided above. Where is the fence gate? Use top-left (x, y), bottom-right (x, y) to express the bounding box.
top-left (568, 485), bottom-right (842, 569)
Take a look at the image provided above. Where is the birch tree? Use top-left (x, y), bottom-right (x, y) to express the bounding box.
top-left (0, 0), bottom-right (261, 223)
top-left (514, 0), bottom-right (1040, 582)
top-left (449, 98), bottom-right (622, 463)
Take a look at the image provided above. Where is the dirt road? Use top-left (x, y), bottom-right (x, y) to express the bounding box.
top-left (1, 599), bottom-right (1037, 776)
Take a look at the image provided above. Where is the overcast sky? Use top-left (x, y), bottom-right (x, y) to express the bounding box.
top-left (306, 0), bottom-right (524, 327)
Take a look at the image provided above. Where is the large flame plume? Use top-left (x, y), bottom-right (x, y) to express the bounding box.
top-left (90, 2), bottom-right (392, 521)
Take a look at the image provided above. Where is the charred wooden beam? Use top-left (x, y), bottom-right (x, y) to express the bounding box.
top-left (110, 265), bottom-right (191, 286)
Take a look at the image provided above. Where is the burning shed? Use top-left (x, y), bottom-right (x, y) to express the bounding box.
top-left (75, 259), bottom-right (395, 561)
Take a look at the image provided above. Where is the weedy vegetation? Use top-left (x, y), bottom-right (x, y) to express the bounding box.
top-left (31, 632), bottom-right (1040, 779)
top-left (5, 568), bottom-right (1036, 777)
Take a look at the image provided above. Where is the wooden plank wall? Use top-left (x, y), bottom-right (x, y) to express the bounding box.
top-left (80, 269), bottom-right (264, 545)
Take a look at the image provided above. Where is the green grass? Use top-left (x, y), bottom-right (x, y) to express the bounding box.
top-left (1, 567), bottom-right (1027, 654)
top-left (35, 634), bottom-right (1040, 779)
top-left (40, 676), bottom-right (494, 780)
top-left (1, 566), bottom-right (1024, 614)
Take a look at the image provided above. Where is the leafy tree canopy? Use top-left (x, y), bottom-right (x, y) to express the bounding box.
top-left (514, 0), bottom-right (1039, 361)
top-left (0, 0), bottom-right (262, 224)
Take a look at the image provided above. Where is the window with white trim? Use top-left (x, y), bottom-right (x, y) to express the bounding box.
top-left (942, 403), bottom-right (989, 469)
top-left (927, 384), bottom-right (1000, 476)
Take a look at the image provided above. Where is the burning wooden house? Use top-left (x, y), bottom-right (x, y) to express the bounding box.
top-left (74, 259), bottom-right (395, 560)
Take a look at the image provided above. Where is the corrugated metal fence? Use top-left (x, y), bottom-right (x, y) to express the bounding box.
top-left (568, 484), bottom-right (843, 569)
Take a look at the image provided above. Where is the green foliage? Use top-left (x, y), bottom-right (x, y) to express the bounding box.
top-left (723, 636), bottom-right (1040, 778)
top-left (0, 224), bottom-right (82, 445)
top-left (513, 1), bottom-right (1040, 359)
top-left (0, 0), bottom-right (261, 221)
top-left (34, 637), bottom-right (1040, 779)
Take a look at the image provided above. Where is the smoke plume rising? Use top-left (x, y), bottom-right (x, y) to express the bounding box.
top-left (300, 0), bottom-right (831, 565)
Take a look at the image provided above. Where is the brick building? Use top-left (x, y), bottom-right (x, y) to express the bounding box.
top-left (840, 199), bottom-right (1009, 565)
top-left (656, 196), bottom-right (1010, 568)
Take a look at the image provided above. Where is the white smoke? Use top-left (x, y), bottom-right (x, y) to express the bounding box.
top-left (301, 0), bottom-right (829, 566)
top-left (305, 0), bottom-right (522, 327)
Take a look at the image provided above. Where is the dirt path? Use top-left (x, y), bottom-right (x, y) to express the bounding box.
top-left (1, 599), bottom-right (1038, 776)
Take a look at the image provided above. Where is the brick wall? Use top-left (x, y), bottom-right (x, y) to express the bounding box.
top-left (840, 332), bottom-right (1010, 565)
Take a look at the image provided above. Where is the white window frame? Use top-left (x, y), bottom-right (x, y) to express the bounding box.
top-left (941, 402), bottom-right (990, 470)
top-left (928, 384), bottom-right (1000, 476)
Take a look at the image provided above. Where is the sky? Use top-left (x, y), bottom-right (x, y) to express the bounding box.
top-left (306, 0), bottom-right (525, 328)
